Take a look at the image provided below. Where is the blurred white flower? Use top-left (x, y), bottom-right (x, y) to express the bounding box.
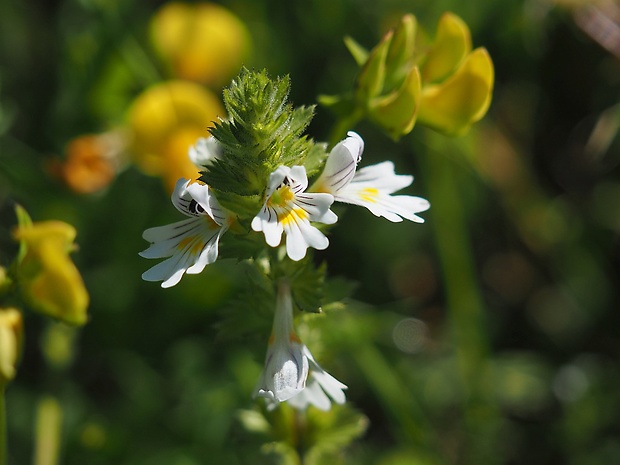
top-left (189, 136), bottom-right (222, 168)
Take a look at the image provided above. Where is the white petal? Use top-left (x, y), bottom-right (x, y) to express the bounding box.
top-left (252, 208), bottom-right (284, 247)
top-left (287, 377), bottom-right (332, 411)
top-left (311, 131), bottom-right (364, 195)
top-left (265, 166), bottom-right (290, 198)
top-left (294, 193), bottom-right (336, 223)
top-left (189, 136), bottom-right (221, 168)
top-left (350, 161), bottom-right (413, 193)
top-left (140, 217), bottom-right (224, 286)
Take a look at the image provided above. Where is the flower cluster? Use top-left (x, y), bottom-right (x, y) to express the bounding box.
top-left (141, 131), bottom-right (429, 284)
top-left (137, 67), bottom-right (432, 411)
top-left (140, 128), bottom-right (429, 409)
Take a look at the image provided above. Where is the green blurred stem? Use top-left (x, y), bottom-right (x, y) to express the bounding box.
top-left (420, 135), bottom-right (499, 463)
top-left (33, 397), bottom-right (62, 465)
top-left (329, 110), bottom-right (364, 147)
top-left (0, 387), bottom-right (6, 465)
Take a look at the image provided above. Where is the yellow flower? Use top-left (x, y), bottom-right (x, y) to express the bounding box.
top-left (12, 206), bottom-right (89, 326)
top-left (416, 13), bottom-right (495, 136)
top-left (0, 308), bottom-right (23, 385)
top-left (321, 12), bottom-right (494, 139)
top-left (150, 2), bottom-right (250, 86)
top-left (127, 80), bottom-right (225, 192)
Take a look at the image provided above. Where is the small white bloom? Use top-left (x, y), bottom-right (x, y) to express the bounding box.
top-left (140, 178), bottom-right (230, 288)
top-left (312, 131), bottom-right (430, 223)
top-left (255, 281), bottom-right (347, 411)
top-left (188, 136), bottom-right (222, 168)
top-left (254, 281), bottom-right (309, 403)
top-left (251, 165), bottom-right (337, 261)
top-left (286, 346), bottom-right (348, 411)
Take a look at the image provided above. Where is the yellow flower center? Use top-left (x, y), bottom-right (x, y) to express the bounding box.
top-left (268, 185), bottom-right (295, 208)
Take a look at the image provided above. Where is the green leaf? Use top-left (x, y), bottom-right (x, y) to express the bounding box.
top-left (344, 36), bottom-right (368, 66)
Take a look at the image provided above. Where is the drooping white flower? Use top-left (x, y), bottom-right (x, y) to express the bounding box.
top-left (255, 281), bottom-right (347, 411)
top-left (286, 346), bottom-right (348, 411)
top-left (312, 131), bottom-right (430, 223)
top-left (188, 136), bottom-right (222, 168)
top-left (140, 178), bottom-right (230, 288)
top-left (251, 165), bottom-right (337, 261)
top-left (254, 280), bottom-right (309, 403)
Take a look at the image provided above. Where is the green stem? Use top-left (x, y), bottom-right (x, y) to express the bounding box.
top-left (328, 110), bottom-right (364, 147)
top-left (33, 396), bottom-right (62, 465)
top-left (420, 133), bottom-right (500, 464)
top-left (0, 386), bottom-right (6, 465)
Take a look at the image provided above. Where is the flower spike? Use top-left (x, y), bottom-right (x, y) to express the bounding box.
top-left (251, 165), bottom-right (337, 261)
top-left (140, 178), bottom-right (230, 287)
top-left (313, 132), bottom-right (430, 223)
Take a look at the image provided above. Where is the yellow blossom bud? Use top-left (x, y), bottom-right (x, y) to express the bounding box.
top-left (0, 308), bottom-right (23, 385)
top-left (127, 80), bottom-right (225, 192)
top-left (150, 2), bottom-right (250, 86)
top-left (12, 206), bottom-right (89, 326)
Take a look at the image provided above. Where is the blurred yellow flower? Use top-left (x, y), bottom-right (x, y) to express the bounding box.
top-left (417, 13), bottom-right (494, 136)
top-left (150, 2), bottom-right (250, 86)
top-left (0, 308), bottom-right (23, 385)
top-left (127, 80), bottom-right (225, 192)
top-left (51, 131), bottom-right (126, 195)
top-left (321, 12), bottom-right (494, 139)
top-left (12, 206), bottom-right (89, 326)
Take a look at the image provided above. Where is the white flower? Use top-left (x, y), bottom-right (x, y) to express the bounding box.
top-left (188, 136), bottom-right (222, 168)
top-left (255, 281), bottom-right (347, 411)
top-left (254, 281), bottom-right (309, 403)
top-left (140, 178), bottom-right (230, 288)
top-left (312, 131), bottom-right (430, 223)
top-left (286, 346), bottom-right (348, 411)
top-left (251, 165), bottom-right (337, 261)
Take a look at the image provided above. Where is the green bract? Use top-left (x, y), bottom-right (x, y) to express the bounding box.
top-left (320, 12), bottom-right (494, 139)
top-left (200, 69), bottom-right (327, 218)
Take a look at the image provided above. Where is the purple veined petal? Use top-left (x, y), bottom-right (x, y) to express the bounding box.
top-left (311, 131), bottom-right (364, 195)
top-left (287, 165), bottom-right (309, 193)
top-left (140, 217), bottom-right (204, 251)
top-left (294, 193), bottom-right (336, 223)
top-left (265, 166), bottom-right (291, 198)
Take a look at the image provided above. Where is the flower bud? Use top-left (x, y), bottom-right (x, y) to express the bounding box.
top-left (0, 308), bottom-right (23, 385)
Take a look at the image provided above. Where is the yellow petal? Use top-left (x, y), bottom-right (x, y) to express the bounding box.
top-left (369, 66), bottom-right (422, 140)
top-left (418, 47), bottom-right (494, 136)
top-left (420, 12), bottom-right (472, 84)
top-left (13, 214), bottom-right (89, 326)
top-left (150, 2), bottom-right (250, 86)
top-left (0, 308), bottom-right (23, 385)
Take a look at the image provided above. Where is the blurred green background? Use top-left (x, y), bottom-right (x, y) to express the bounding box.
top-left (2, 0), bottom-right (620, 464)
